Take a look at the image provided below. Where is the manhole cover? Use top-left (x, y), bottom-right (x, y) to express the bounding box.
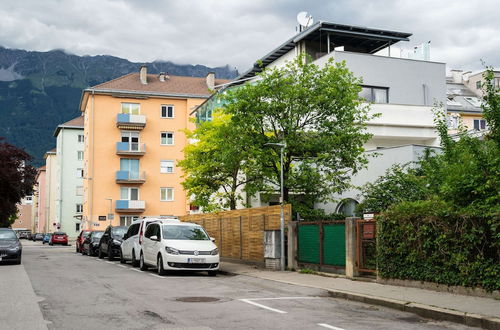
top-left (176, 297), bottom-right (220, 303)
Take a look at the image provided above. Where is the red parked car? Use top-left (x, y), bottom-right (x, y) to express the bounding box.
top-left (76, 230), bottom-right (91, 253)
top-left (50, 232), bottom-right (68, 246)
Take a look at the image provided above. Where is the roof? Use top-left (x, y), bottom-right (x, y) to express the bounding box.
top-left (44, 148), bottom-right (56, 157)
top-left (446, 81), bottom-right (483, 113)
top-left (80, 73), bottom-right (229, 111)
top-left (237, 21), bottom-right (412, 80)
top-left (91, 73), bottom-right (228, 96)
top-left (54, 116), bottom-right (84, 137)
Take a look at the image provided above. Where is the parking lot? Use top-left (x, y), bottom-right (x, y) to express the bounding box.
top-left (0, 240), bottom-right (472, 330)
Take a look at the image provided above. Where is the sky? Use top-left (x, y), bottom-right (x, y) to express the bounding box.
top-left (0, 0), bottom-right (498, 73)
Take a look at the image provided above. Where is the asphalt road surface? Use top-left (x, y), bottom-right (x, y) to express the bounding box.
top-left (0, 240), bottom-right (473, 330)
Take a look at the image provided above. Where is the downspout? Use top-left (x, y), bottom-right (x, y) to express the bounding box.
top-left (89, 91), bottom-right (95, 228)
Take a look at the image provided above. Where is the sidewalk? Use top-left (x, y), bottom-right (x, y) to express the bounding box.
top-left (220, 262), bottom-right (500, 329)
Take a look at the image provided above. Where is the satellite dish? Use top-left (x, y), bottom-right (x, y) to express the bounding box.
top-left (297, 11), bottom-right (314, 28)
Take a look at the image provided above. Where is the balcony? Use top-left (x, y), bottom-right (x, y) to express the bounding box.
top-left (116, 113), bottom-right (146, 129)
top-left (115, 171), bottom-right (146, 184)
top-left (116, 142), bottom-right (146, 156)
top-left (115, 200), bottom-right (145, 213)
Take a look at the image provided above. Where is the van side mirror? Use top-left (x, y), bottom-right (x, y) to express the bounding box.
top-left (210, 237), bottom-right (215, 243)
top-left (123, 234), bottom-right (128, 240)
top-left (150, 235), bottom-right (158, 241)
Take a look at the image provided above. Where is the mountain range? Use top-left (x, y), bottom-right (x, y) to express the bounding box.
top-left (0, 46), bottom-right (238, 166)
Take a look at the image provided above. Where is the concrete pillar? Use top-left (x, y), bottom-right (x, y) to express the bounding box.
top-left (345, 217), bottom-right (360, 278)
top-left (287, 221), bottom-right (298, 270)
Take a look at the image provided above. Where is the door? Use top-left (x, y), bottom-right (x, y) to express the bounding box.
top-left (143, 224), bottom-right (157, 264)
top-left (101, 228), bottom-right (110, 253)
top-left (120, 159), bottom-right (140, 179)
top-left (121, 131), bottom-right (139, 151)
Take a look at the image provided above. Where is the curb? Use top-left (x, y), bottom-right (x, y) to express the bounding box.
top-left (327, 290), bottom-right (500, 330)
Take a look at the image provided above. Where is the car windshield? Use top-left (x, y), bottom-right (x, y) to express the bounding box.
top-left (0, 230), bottom-right (17, 240)
top-left (112, 227), bottom-right (127, 238)
top-left (83, 232), bottom-right (90, 237)
top-left (54, 232), bottom-right (66, 235)
top-left (92, 232), bottom-right (104, 239)
top-left (162, 225), bottom-right (209, 240)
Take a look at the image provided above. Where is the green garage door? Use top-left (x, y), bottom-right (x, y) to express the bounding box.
top-left (323, 224), bottom-right (346, 266)
top-left (298, 225), bottom-right (320, 264)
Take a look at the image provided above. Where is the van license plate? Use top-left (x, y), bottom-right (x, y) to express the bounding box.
top-left (188, 258), bottom-right (205, 263)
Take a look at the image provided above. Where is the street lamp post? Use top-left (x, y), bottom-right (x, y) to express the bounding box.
top-left (264, 142), bottom-right (286, 271)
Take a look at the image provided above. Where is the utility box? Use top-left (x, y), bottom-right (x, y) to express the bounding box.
top-left (264, 230), bottom-right (281, 259)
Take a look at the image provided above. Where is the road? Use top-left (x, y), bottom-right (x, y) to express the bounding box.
top-left (0, 240), bottom-right (473, 330)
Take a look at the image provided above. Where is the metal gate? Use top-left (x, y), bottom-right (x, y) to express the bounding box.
top-left (297, 221), bottom-right (345, 269)
top-left (356, 219), bottom-right (377, 273)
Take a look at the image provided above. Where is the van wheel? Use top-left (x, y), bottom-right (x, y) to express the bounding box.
top-left (139, 253), bottom-right (147, 271)
top-left (157, 255), bottom-right (167, 276)
top-left (131, 250), bottom-right (139, 267)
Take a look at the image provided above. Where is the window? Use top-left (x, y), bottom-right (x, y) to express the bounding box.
top-left (76, 204), bottom-right (83, 213)
top-left (144, 223), bottom-right (158, 238)
top-left (336, 198), bottom-right (359, 217)
top-left (160, 160), bottom-right (174, 173)
top-left (464, 96), bottom-right (482, 107)
top-left (78, 135), bottom-right (84, 143)
top-left (76, 186), bottom-right (83, 196)
top-left (121, 103), bottom-right (140, 115)
top-left (121, 131), bottom-right (140, 151)
top-left (476, 81), bottom-right (482, 89)
top-left (160, 187), bottom-right (174, 201)
top-left (76, 223), bottom-right (80, 232)
top-left (77, 151), bottom-right (84, 161)
top-left (359, 86), bottom-right (389, 103)
top-left (121, 187), bottom-right (139, 200)
top-left (447, 115), bottom-right (459, 129)
top-left (120, 216), bottom-right (139, 227)
top-left (160, 132), bottom-right (174, 145)
top-left (473, 119), bottom-right (487, 131)
top-left (120, 158), bottom-right (140, 179)
top-left (76, 168), bottom-right (84, 178)
top-left (161, 105), bottom-right (174, 118)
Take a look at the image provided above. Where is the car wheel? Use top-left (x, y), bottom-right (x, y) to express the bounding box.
top-left (131, 250), bottom-right (139, 267)
top-left (82, 248), bottom-right (87, 256)
top-left (208, 270), bottom-right (218, 277)
top-left (157, 255), bottom-right (167, 276)
top-left (98, 247), bottom-right (104, 259)
top-left (49, 242), bottom-right (53, 246)
top-left (120, 249), bottom-right (126, 264)
top-left (108, 247), bottom-right (114, 261)
top-left (139, 253), bottom-right (147, 271)
top-left (15, 257), bottom-right (21, 265)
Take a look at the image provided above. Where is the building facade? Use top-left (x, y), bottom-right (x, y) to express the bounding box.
top-left (44, 149), bottom-right (58, 233)
top-left (31, 166), bottom-right (46, 233)
top-left (463, 69), bottom-right (500, 98)
top-left (12, 196), bottom-right (33, 231)
top-left (79, 67), bottom-right (227, 229)
top-left (53, 117), bottom-right (84, 238)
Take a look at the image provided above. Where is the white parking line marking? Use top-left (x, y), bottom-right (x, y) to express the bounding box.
top-left (117, 265), bottom-right (128, 268)
top-left (318, 323), bottom-right (345, 330)
top-left (150, 274), bottom-right (164, 278)
top-left (105, 261), bottom-right (115, 264)
top-left (250, 297), bottom-right (321, 301)
top-left (239, 299), bottom-right (287, 314)
top-left (131, 268), bottom-right (142, 272)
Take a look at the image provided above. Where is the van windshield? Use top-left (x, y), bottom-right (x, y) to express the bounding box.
top-left (162, 225), bottom-right (209, 240)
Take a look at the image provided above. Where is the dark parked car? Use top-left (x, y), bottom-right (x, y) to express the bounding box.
top-left (50, 232), bottom-right (68, 246)
top-left (76, 230), bottom-right (91, 253)
top-left (0, 228), bottom-right (22, 264)
top-left (33, 233), bottom-right (44, 241)
top-left (83, 231), bottom-right (104, 256)
top-left (98, 226), bottom-right (127, 261)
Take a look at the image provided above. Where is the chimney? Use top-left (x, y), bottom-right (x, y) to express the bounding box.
top-left (140, 65), bottom-right (148, 85)
top-left (451, 69), bottom-right (463, 84)
top-left (158, 72), bottom-right (167, 82)
top-left (206, 72), bottom-right (215, 90)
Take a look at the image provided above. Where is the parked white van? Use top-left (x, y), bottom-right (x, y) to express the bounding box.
top-left (139, 221), bottom-right (219, 276)
top-left (120, 217), bottom-right (179, 267)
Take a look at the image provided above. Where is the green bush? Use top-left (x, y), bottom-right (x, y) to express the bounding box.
top-left (377, 198), bottom-right (500, 291)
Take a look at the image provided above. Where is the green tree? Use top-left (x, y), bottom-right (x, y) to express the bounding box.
top-left (179, 112), bottom-right (262, 211)
top-left (0, 138), bottom-right (37, 227)
top-left (481, 66), bottom-right (500, 143)
top-left (221, 54), bottom-right (374, 210)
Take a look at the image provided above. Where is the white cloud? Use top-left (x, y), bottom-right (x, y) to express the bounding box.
top-left (0, 0), bottom-right (498, 72)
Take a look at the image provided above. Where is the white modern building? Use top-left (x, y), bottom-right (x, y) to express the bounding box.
top-left (53, 116), bottom-right (84, 238)
top-left (197, 21), bottom-right (446, 215)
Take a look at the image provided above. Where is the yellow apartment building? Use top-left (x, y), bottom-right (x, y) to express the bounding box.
top-left (79, 66), bottom-right (227, 229)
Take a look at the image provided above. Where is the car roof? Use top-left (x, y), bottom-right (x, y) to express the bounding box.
top-left (0, 228), bottom-right (14, 231)
top-left (160, 222), bottom-right (200, 227)
top-left (132, 218), bottom-right (180, 224)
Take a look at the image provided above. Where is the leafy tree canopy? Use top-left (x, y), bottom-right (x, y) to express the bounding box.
top-left (0, 138), bottom-right (37, 227)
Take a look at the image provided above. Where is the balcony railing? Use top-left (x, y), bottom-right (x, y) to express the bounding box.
top-left (115, 171), bottom-right (146, 184)
top-left (116, 142), bottom-right (146, 156)
top-left (115, 200), bottom-right (145, 213)
top-left (116, 113), bottom-right (146, 129)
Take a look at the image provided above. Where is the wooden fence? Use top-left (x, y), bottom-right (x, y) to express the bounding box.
top-left (179, 205), bottom-right (291, 262)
